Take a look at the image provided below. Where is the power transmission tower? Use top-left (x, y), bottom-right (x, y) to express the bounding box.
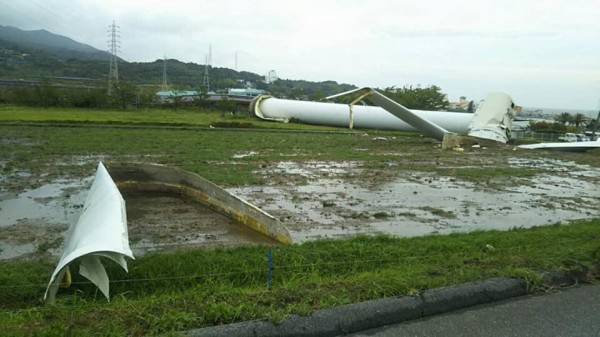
top-left (162, 54), bottom-right (168, 91)
top-left (203, 44), bottom-right (212, 92)
top-left (107, 20), bottom-right (120, 95)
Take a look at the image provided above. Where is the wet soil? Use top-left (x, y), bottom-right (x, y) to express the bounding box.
top-left (0, 185), bottom-right (277, 260)
top-left (1, 144), bottom-right (599, 260)
top-left (228, 158), bottom-right (600, 242)
top-left (123, 191), bottom-right (279, 255)
top-left (230, 159), bottom-right (600, 242)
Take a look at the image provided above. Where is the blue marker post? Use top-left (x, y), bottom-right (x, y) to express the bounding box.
top-left (267, 246), bottom-right (273, 290)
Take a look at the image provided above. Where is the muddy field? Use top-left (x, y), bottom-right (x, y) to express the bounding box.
top-left (1, 132), bottom-right (599, 260)
top-left (231, 158), bottom-right (600, 242)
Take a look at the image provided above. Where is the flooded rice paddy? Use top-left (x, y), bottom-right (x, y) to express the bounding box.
top-left (1, 156), bottom-right (599, 260)
top-left (230, 159), bottom-right (600, 242)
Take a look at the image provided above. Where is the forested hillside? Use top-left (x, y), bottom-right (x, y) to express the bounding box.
top-left (0, 26), bottom-right (356, 100)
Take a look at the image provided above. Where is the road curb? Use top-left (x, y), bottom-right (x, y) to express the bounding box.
top-left (183, 271), bottom-right (586, 337)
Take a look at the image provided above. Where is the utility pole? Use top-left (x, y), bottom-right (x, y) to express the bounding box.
top-left (203, 44), bottom-right (212, 92)
top-left (107, 20), bottom-right (120, 95)
top-left (162, 54), bottom-right (168, 91)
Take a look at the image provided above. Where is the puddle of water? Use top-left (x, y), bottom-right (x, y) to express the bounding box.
top-left (508, 157), bottom-right (599, 178)
top-left (265, 161), bottom-right (359, 178)
top-left (0, 178), bottom-right (91, 260)
top-left (233, 151), bottom-right (259, 159)
top-left (0, 241), bottom-right (37, 260)
top-left (0, 179), bottom-right (91, 228)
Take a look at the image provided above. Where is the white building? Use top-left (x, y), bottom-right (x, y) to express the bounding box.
top-left (265, 70), bottom-right (279, 84)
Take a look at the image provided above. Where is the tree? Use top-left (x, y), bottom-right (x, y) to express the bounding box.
top-left (588, 119), bottom-right (598, 137)
top-left (215, 95), bottom-right (237, 114)
top-left (109, 82), bottom-right (138, 109)
top-left (213, 78), bottom-right (238, 93)
top-left (571, 113), bottom-right (587, 131)
top-left (169, 92), bottom-right (185, 110)
top-left (33, 81), bottom-right (60, 107)
top-left (136, 86), bottom-right (159, 108)
top-left (192, 87), bottom-right (210, 108)
top-left (554, 112), bottom-right (572, 126)
top-left (529, 120), bottom-right (566, 133)
top-left (587, 111), bottom-right (600, 139)
top-left (309, 90), bottom-right (326, 101)
top-left (0, 87), bottom-right (9, 104)
top-left (289, 86), bottom-right (304, 100)
top-left (380, 85), bottom-right (449, 111)
top-left (7, 86), bottom-right (35, 106)
top-left (68, 86), bottom-right (108, 108)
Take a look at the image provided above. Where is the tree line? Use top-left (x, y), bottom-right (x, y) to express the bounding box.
top-left (1, 38), bottom-right (456, 111)
top-left (0, 80), bottom-right (452, 112)
top-left (0, 82), bottom-right (155, 109)
top-left (529, 111), bottom-right (598, 134)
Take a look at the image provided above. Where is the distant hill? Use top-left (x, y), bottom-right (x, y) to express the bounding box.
top-left (0, 25), bottom-right (111, 61)
top-left (0, 26), bottom-right (356, 98)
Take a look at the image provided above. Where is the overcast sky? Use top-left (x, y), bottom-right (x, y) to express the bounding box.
top-left (1, 0), bottom-right (599, 111)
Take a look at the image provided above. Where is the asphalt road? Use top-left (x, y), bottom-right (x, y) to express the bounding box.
top-left (345, 284), bottom-right (600, 337)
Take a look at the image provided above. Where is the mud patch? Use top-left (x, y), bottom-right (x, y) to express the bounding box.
top-left (229, 159), bottom-right (600, 243)
top-left (123, 191), bottom-right (278, 255)
top-left (0, 178), bottom-right (89, 259)
top-left (0, 219), bottom-right (67, 259)
top-left (0, 180), bottom-right (277, 260)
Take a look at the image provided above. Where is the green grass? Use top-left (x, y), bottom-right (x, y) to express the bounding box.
top-left (0, 105), bottom-right (342, 132)
top-left (0, 105), bottom-right (235, 126)
top-left (0, 124), bottom-right (426, 188)
top-left (0, 220), bottom-right (599, 336)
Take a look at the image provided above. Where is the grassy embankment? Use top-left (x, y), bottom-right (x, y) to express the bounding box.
top-left (1, 222), bottom-right (599, 336)
top-left (1, 106), bottom-right (599, 336)
top-left (0, 104), bottom-right (340, 130)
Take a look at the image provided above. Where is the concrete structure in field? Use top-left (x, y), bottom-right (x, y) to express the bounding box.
top-left (105, 162), bottom-right (293, 244)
